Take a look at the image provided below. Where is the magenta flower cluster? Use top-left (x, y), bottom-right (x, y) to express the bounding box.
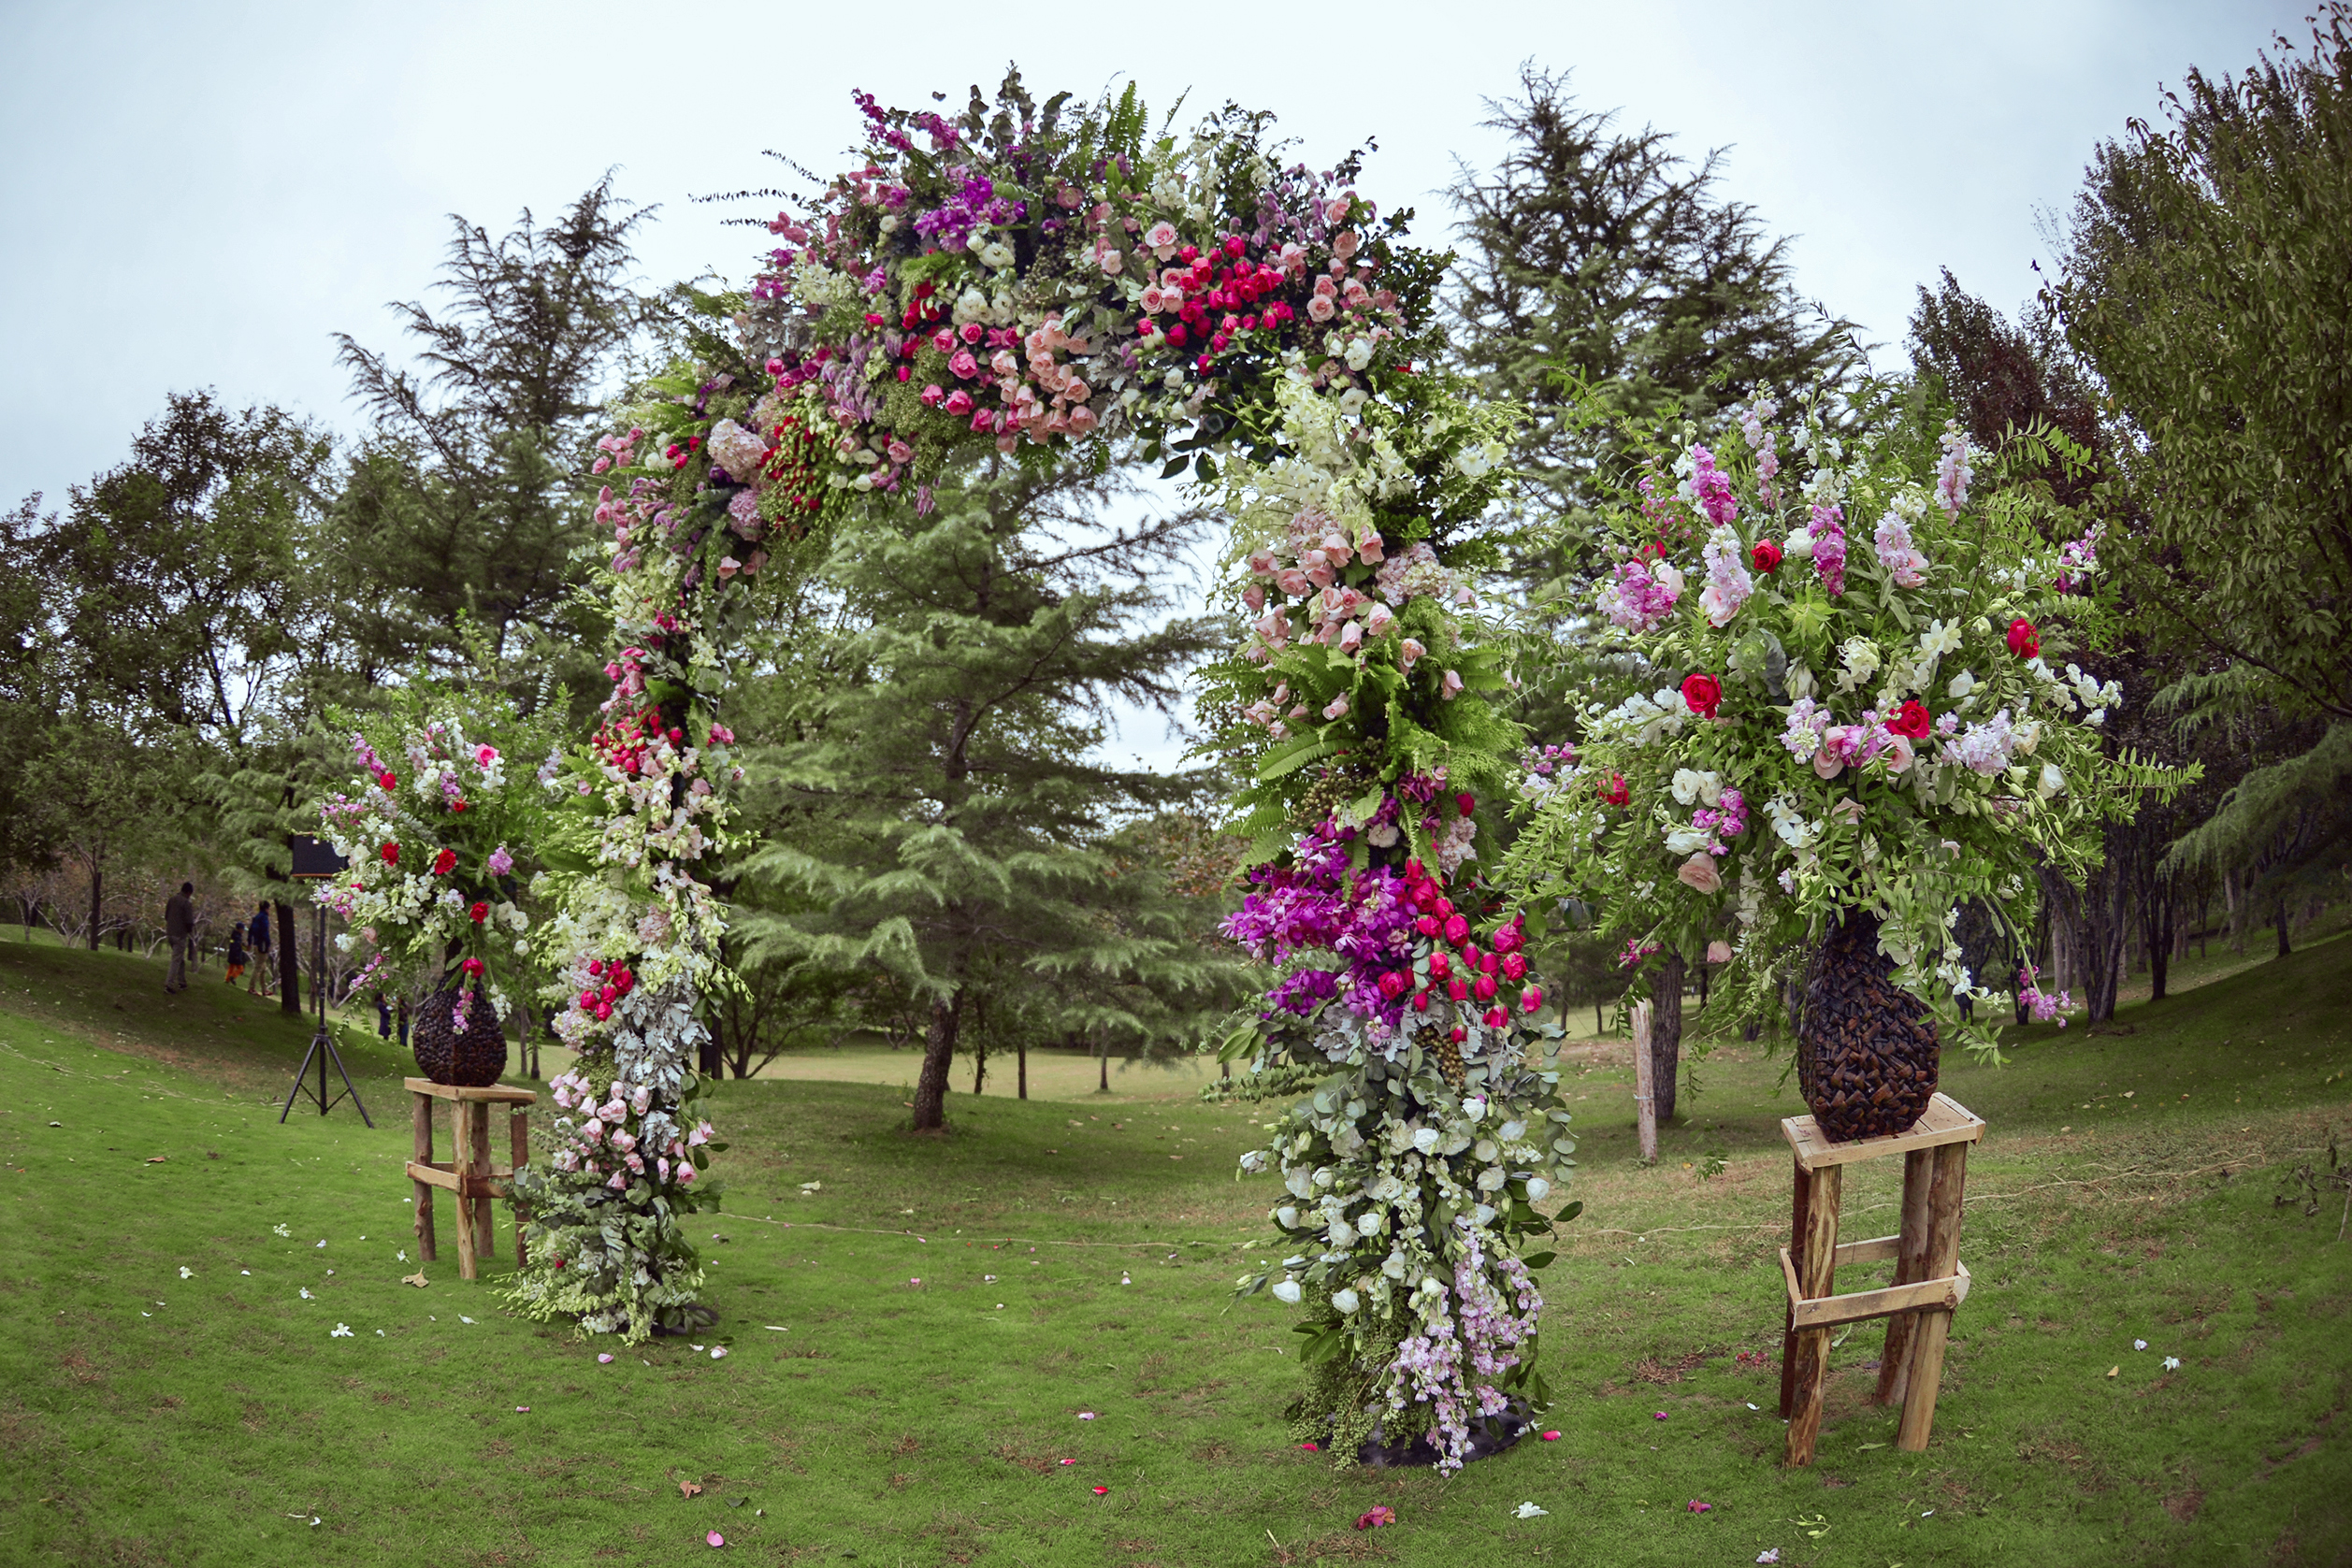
top-left (1220, 818), bottom-right (1416, 1024)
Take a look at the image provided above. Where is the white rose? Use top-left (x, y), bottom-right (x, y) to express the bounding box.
top-left (1411, 1128), bottom-right (1440, 1155)
top-left (1276, 1205), bottom-right (1299, 1230)
top-left (2039, 762), bottom-right (2066, 797)
top-left (1344, 337), bottom-right (1374, 371)
top-left (1331, 1287), bottom-right (1361, 1315)
top-left (1947, 669), bottom-right (1976, 699)
top-left (1524, 1176), bottom-right (1551, 1202)
top-left (1271, 1278), bottom-right (1302, 1304)
top-left (1665, 826), bottom-right (1711, 856)
top-left (1783, 530), bottom-right (1814, 561)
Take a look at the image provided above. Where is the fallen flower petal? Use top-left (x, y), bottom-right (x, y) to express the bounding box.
top-left (515, 1405), bottom-right (529, 1413)
top-left (2134, 1339), bottom-right (2147, 1351)
top-left (1652, 1411), bottom-right (1667, 1420)
top-left (706, 1531), bottom-right (724, 1546)
top-left (1355, 1505), bottom-right (1397, 1530)
top-left (1540, 1431), bottom-right (1561, 1442)
top-left (1058, 1459), bottom-right (1075, 1466)
top-left (1515, 1501), bottom-right (1549, 1518)
top-left (2164, 1356), bottom-right (2182, 1371)
top-left (1687, 1500), bottom-right (1712, 1513)
top-left (711, 1346), bottom-right (728, 1359)
top-left (1300, 1442), bottom-right (1319, 1452)
top-left (1077, 1412), bottom-right (1096, 1420)
top-left (680, 1481), bottom-right (702, 1498)
top-left (1757, 1552), bottom-right (1781, 1564)
top-left (1092, 1486), bottom-right (1110, 1496)
top-left (598, 1353), bottom-right (614, 1363)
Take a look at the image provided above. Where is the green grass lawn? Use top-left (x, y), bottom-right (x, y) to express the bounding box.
top-left (2, 929), bottom-right (2348, 1566)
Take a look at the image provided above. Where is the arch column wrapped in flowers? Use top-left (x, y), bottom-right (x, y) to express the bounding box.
top-left (495, 69), bottom-right (1577, 1468)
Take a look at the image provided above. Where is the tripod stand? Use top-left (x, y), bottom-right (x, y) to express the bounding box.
top-left (280, 899), bottom-right (372, 1126)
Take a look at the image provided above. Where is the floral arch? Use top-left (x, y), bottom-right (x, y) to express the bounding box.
top-left (427, 75), bottom-right (1578, 1467)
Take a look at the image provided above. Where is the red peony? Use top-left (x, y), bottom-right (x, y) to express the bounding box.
top-left (1888, 699), bottom-right (1932, 739)
top-left (432, 848), bottom-right (456, 876)
top-left (469, 901), bottom-right (489, 924)
top-left (1681, 672), bottom-right (1724, 718)
top-left (1750, 539), bottom-right (1783, 573)
top-left (379, 842), bottom-right (398, 866)
top-left (2007, 617), bottom-right (2039, 657)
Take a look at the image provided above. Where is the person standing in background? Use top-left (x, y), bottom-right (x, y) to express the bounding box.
top-left (246, 902), bottom-right (272, 999)
top-left (224, 923), bottom-right (248, 985)
top-left (374, 989), bottom-right (392, 1039)
top-left (163, 883), bottom-right (195, 994)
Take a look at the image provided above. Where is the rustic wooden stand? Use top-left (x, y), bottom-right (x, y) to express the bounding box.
top-left (406, 1079), bottom-right (537, 1280)
top-left (1776, 1091), bottom-right (1983, 1466)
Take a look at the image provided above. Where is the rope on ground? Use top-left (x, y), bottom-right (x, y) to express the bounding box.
top-left (731, 1212), bottom-right (1240, 1252)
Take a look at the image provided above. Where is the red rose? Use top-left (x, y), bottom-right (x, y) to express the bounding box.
top-left (1750, 539), bottom-right (1782, 573)
top-left (432, 848), bottom-right (456, 876)
top-left (1888, 699), bottom-right (1932, 740)
top-left (451, 799), bottom-right (468, 813)
top-left (1455, 792), bottom-right (1477, 818)
top-left (379, 842), bottom-right (398, 866)
top-left (469, 901), bottom-right (489, 924)
top-left (1443, 914), bottom-right (1471, 946)
top-left (1521, 985), bottom-right (1544, 1014)
top-left (378, 770), bottom-right (397, 792)
top-left (1427, 952), bottom-right (1451, 980)
top-left (2007, 617), bottom-right (2039, 657)
top-left (1681, 672), bottom-right (1724, 718)
top-left (1377, 971), bottom-right (1408, 1000)
top-left (1599, 772), bottom-right (1630, 807)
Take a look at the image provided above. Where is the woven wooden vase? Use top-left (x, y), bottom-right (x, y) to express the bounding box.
top-left (411, 986), bottom-right (507, 1086)
top-left (1796, 909), bottom-right (1939, 1144)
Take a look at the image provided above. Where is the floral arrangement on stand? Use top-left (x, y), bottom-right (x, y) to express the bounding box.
top-left (498, 72), bottom-right (1578, 1416)
top-left (1497, 399), bottom-right (2183, 1138)
top-left (311, 701), bottom-right (547, 1038)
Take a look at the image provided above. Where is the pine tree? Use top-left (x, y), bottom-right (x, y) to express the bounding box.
top-left (744, 459), bottom-right (1227, 1130)
top-left (1447, 65), bottom-right (1862, 554)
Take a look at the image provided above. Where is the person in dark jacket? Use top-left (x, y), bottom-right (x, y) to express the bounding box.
top-left (164, 883), bottom-right (195, 994)
top-left (246, 903), bottom-right (272, 999)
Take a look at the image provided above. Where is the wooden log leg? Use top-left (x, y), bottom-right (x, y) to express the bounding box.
top-left (1875, 1147), bottom-right (1936, 1405)
top-left (452, 1100), bottom-right (479, 1281)
top-left (1897, 1142), bottom-right (1970, 1451)
top-left (511, 1107), bottom-right (529, 1272)
top-left (1778, 1156), bottom-right (1812, 1418)
top-left (469, 1102), bottom-right (496, 1268)
top-left (1785, 1163), bottom-right (1842, 1466)
top-left (411, 1093), bottom-right (437, 1263)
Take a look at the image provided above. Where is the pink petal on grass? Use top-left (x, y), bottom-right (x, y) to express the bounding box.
top-left (515, 1405), bottom-right (530, 1413)
top-left (1687, 1500), bottom-right (1712, 1514)
top-left (1540, 1431), bottom-right (1561, 1441)
top-left (706, 1530), bottom-right (724, 1546)
top-left (1091, 1486), bottom-right (1110, 1496)
top-left (598, 1353), bottom-right (613, 1363)
top-left (1652, 1412), bottom-right (1667, 1420)
top-left (1058, 1459), bottom-right (1075, 1466)
top-left (1301, 1442), bottom-right (1320, 1452)
top-left (1077, 1411), bottom-right (1096, 1420)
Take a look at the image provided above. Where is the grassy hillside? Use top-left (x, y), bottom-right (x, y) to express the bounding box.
top-left (1, 930), bottom-right (2346, 1565)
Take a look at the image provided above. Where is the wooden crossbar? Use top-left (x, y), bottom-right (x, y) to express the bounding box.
top-left (1781, 1247), bottom-right (1971, 1331)
top-left (405, 1158), bottom-right (512, 1201)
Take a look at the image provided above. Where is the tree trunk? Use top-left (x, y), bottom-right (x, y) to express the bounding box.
top-left (1017, 1040), bottom-right (1028, 1100)
top-left (1097, 1035), bottom-right (1109, 1094)
top-left (1650, 951), bottom-right (1685, 1125)
top-left (2275, 894), bottom-right (2292, 957)
top-left (276, 899), bottom-right (300, 1014)
top-left (87, 863), bottom-right (101, 952)
top-left (972, 1039), bottom-right (988, 1096)
top-left (2145, 878), bottom-right (2174, 1003)
top-left (910, 988), bottom-right (962, 1131)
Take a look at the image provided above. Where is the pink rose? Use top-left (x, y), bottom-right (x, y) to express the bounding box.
top-left (943, 390), bottom-right (974, 416)
top-left (1676, 854), bottom-right (1724, 894)
top-left (1400, 638), bottom-right (1424, 669)
top-left (1332, 230), bottom-right (1360, 260)
top-left (1307, 295), bottom-right (1337, 323)
top-left (1812, 745), bottom-right (1845, 780)
top-left (1883, 736), bottom-right (1915, 773)
top-left (1706, 940), bottom-right (1733, 964)
top-left (948, 349), bottom-right (980, 380)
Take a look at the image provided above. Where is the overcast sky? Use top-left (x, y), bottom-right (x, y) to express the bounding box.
top-left (0, 0), bottom-right (2309, 763)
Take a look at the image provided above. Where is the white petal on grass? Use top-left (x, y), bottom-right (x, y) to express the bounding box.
top-left (1515, 1502), bottom-right (1549, 1518)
